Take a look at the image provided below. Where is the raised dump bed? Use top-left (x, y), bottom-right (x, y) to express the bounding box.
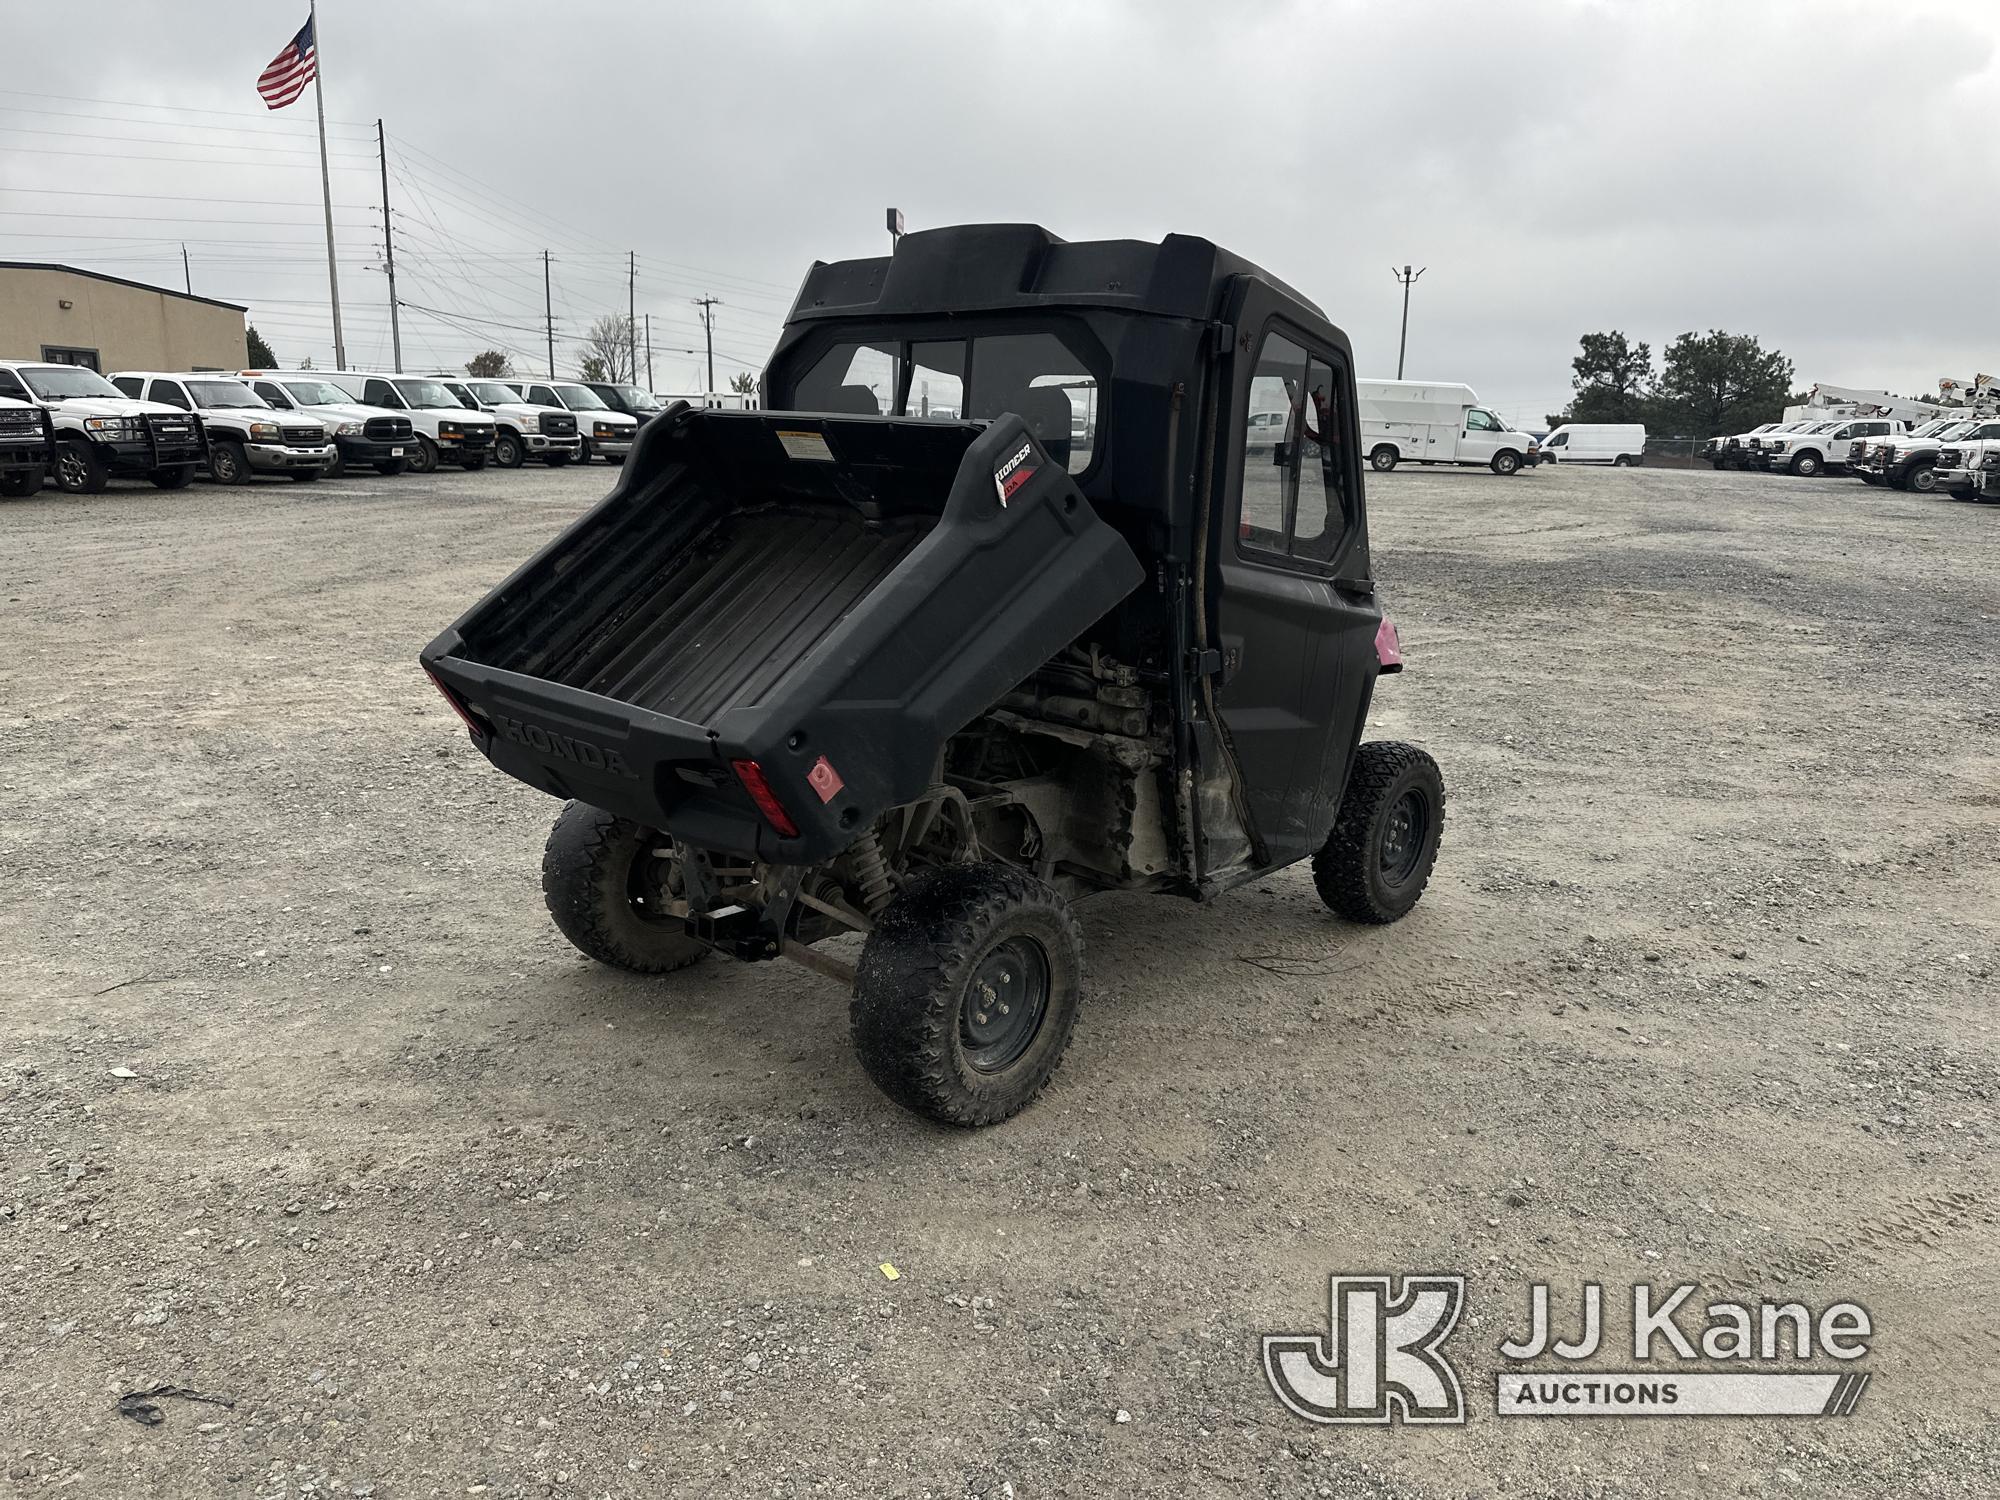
top-left (422, 405), bottom-right (1145, 862)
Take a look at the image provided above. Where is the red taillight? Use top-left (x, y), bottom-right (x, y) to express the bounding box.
top-left (731, 758), bottom-right (800, 839)
top-left (424, 667), bottom-right (487, 741)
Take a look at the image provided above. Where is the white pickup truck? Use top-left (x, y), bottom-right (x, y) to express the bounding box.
top-left (1753, 416), bottom-right (1906, 477)
top-left (1930, 431), bottom-right (2000, 500)
top-left (437, 377), bottom-right (580, 469)
top-left (327, 373), bottom-right (497, 473)
top-left (237, 371), bottom-right (415, 478)
top-left (1853, 416), bottom-right (2000, 492)
top-left (112, 372), bottom-right (335, 484)
top-left (0, 359), bottom-right (206, 493)
top-left (0, 396), bottom-right (55, 497)
top-left (505, 378), bottom-right (639, 465)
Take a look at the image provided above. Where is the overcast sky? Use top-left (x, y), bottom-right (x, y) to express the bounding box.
top-left (4, 0), bottom-right (1996, 424)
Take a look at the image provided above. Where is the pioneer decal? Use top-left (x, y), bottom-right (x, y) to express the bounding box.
top-left (994, 440), bottom-right (1036, 507)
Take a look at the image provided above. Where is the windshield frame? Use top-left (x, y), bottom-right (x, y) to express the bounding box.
top-left (553, 383), bottom-right (610, 411)
top-left (185, 379), bottom-right (270, 409)
top-left (20, 365), bottom-right (125, 400)
top-left (391, 378), bottom-right (467, 410)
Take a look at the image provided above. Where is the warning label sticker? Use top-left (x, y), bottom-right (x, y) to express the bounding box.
top-left (776, 429), bottom-right (835, 462)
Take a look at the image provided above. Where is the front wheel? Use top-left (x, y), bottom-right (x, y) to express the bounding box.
top-left (1313, 742), bottom-right (1445, 924)
top-left (1490, 450), bottom-right (1521, 476)
top-left (574, 439), bottom-right (592, 465)
top-left (55, 440), bottom-right (109, 494)
top-left (852, 863), bottom-right (1083, 1127)
top-left (150, 464), bottom-right (196, 490)
top-left (494, 431), bottom-right (525, 468)
top-left (541, 802), bottom-right (710, 974)
top-left (209, 442), bottom-right (250, 485)
top-left (1787, 452), bottom-right (1821, 477)
top-left (1908, 464), bottom-right (1937, 494)
top-left (406, 435), bottom-right (439, 474)
top-left (1613, 454), bottom-right (1632, 467)
top-left (1369, 445), bottom-right (1399, 473)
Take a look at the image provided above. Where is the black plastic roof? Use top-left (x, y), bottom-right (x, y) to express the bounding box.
top-left (785, 224), bottom-right (1323, 326)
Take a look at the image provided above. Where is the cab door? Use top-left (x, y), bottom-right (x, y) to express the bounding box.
top-left (1457, 407), bottom-right (1505, 464)
top-left (1208, 283), bottom-right (1381, 873)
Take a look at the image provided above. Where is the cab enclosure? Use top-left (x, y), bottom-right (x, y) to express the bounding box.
top-left (421, 225), bottom-right (1431, 1124)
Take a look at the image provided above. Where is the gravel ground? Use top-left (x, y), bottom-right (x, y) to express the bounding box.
top-left (1, 457), bottom-right (1994, 1499)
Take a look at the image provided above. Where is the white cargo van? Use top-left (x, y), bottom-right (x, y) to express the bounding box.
top-left (1540, 423), bottom-right (1646, 466)
top-left (1355, 380), bottom-right (1539, 475)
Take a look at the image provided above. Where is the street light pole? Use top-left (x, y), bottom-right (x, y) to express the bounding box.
top-left (1392, 264), bottom-right (1426, 380)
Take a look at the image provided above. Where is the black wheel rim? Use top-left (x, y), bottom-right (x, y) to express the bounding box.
top-left (58, 449), bottom-right (86, 488)
top-left (1379, 788), bottom-right (1431, 887)
top-left (214, 451), bottom-right (238, 482)
top-left (960, 937), bottom-right (1050, 1073)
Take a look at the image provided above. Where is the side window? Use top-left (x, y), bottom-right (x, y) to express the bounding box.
top-left (363, 380), bottom-right (399, 407)
top-left (0, 370), bottom-right (28, 399)
top-left (1238, 331), bottom-right (1354, 568)
top-left (254, 382), bottom-right (290, 407)
top-left (1465, 408), bottom-right (1501, 432)
top-left (148, 380), bottom-right (191, 409)
top-left (1549, 432), bottom-right (1569, 447)
top-left (528, 385), bottom-right (559, 407)
top-left (111, 376), bottom-right (144, 398)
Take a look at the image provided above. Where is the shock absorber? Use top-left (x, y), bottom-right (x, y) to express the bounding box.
top-left (849, 831), bottom-right (895, 917)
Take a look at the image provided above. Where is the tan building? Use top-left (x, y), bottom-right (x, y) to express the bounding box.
top-left (0, 262), bottom-right (247, 373)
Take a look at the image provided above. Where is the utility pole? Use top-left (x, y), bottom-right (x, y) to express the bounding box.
top-left (627, 251), bottom-right (637, 384)
top-left (308, 0), bottom-right (345, 368)
top-left (692, 296), bottom-right (720, 395)
top-left (644, 313), bottom-right (653, 392)
top-left (1391, 264), bottom-right (1426, 380)
top-left (543, 251), bottom-right (554, 377)
top-left (376, 119), bottom-right (402, 373)
top-left (181, 243), bottom-right (191, 294)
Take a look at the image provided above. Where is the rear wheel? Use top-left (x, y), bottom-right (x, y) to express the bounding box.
top-left (0, 467), bottom-right (43, 498)
top-left (209, 442), bottom-right (250, 485)
top-left (494, 431), bottom-right (525, 468)
top-left (407, 435), bottom-right (439, 474)
top-left (541, 802), bottom-right (710, 974)
top-left (54, 439), bottom-right (109, 494)
top-left (1369, 445), bottom-right (1399, 472)
top-left (150, 464), bottom-right (196, 490)
top-left (374, 457), bottom-right (408, 476)
top-left (1313, 742), bottom-right (1445, 924)
top-left (852, 863), bottom-right (1083, 1127)
top-left (1490, 450), bottom-right (1521, 476)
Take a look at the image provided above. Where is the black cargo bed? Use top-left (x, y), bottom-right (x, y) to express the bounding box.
top-left (422, 407), bottom-right (1145, 862)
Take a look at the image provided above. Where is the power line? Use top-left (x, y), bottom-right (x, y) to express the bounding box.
top-left (0, 85), bottom-right (371, 129)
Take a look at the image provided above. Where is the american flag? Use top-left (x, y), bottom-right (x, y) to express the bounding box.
top-left (256, 18), bottom-right (318, 110)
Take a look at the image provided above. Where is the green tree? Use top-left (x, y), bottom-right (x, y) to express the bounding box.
top-left (578, 354), bottom-right (609, 382)
top-left (729, 370), bottom-right (756, 396)
top-left (1649, 331), bottom-right (1794, 438)
top-left (465, 350), bottom-right (514, 378)
top-left (1549, 330), bottom-right (1651, 426)
top-left (245, 325), bottom-right (277, 367)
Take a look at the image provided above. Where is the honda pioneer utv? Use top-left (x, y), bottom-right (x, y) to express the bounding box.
top-left (422, 224), bottom-right (1445, 1126)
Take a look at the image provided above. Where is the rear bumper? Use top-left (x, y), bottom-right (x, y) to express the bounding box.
top-left (245, 442), bottom-right (336, 472)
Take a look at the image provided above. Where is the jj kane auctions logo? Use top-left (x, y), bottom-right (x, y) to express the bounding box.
top-left (1264, 1276), bottom-right (1873, 1423)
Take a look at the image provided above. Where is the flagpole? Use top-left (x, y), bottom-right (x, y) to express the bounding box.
top-left (310, 0), bottom-right (347, 368)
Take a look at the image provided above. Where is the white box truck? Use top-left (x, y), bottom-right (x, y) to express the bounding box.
top-left (1355, 380), bottom-right (1539, 475)
top-left (1540, 423), bottom-right (1647, 466)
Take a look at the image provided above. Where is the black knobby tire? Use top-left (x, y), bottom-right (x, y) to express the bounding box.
top-left (209, 442), bottom-right (250, 485)
top-left (150, 465), bottom-right (196, 490)
top-left (852, 862), bottom-right (1084, 1128)
top-left (1312, 741), bottom-right (1446, 925)
top-left (494, 431), bottom-right (524, 468)
top-left (540, 801), bottom-right (709, 974)
top-left (55, 439), bottom-right (109, 494)
top-left (407, 435), bottom-right (439, 474)
top-left (1491, 450), bottom-right (1521, 476)
top-left (1370, 445), bottom-right (1399, 472)
top-left (375, 457), bottom-right (408, 476)
top-left (0, 467), bottom-right (42, 498)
